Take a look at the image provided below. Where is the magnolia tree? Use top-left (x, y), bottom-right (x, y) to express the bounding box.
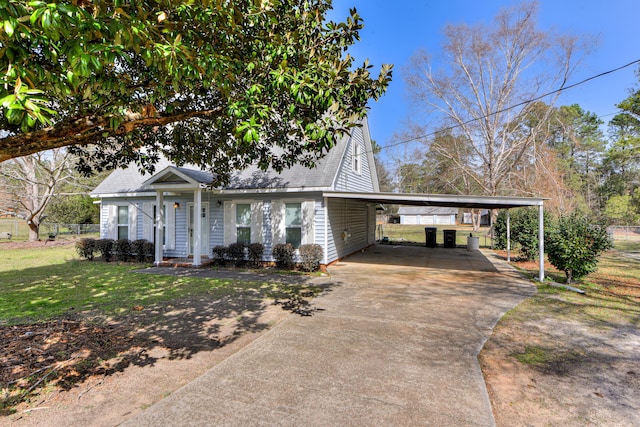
top-left (0, 1), bottom-right (392, 184)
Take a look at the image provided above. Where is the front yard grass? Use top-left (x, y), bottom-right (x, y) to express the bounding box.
top-left (1, 243), bottom-right (322, 414)
top-left (380, 223), bottom-right (491, 246)
top-left (0, 244), bottom-right (317, 325)
top-left (481, 242), bottom-right (640, 425)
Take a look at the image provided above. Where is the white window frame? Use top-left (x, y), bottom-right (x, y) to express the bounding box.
top-left (352, 140), bottom-right (362, 175)
top-left (107, 203), bottom-right (137, 240)
top-left (236, 203), bottom-right (252, 245)
top-left (224, 201), bottom-right (263, 246)
top-left (272, 200), bottom-right (315, 248)
top-left (285, 202), bottom-right (303, 249)
top-left (117, 205), bottom-right (129, 240)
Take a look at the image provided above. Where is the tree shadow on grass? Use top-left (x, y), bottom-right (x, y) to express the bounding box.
top-left (0, 266), bottom-right (336, 415)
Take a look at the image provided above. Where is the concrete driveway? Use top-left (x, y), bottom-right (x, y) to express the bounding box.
top-left (124, 245), bottom-right (536, 426)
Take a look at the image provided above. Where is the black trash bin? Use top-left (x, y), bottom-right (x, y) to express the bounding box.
top-left (425, 227), bottom-right (437, 248)
top-left (443, 229), bottom-right (457, 248)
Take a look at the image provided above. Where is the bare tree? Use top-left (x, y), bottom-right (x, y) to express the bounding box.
top-left (0, 149), bottom-right (72, 240)
top-left (405, 1), bottom-right (587, 203)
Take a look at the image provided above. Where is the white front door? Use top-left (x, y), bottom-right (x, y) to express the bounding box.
top-left (188, 203), bottom-right (209, 256)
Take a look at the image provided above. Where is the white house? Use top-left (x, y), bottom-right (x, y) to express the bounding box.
top-left (91, 119), bottom-right (380, 266)
top-left (398, 206), bottom-right (458, 225)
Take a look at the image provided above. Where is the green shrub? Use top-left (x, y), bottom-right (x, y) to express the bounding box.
top-left (114, 239), bottom-right (132, 262)
top-left (299, 244), bottom-right (323, 271)
top-left (143, 240), bottom-right (155, 263)
top-left (272, 243), bottom-right (295, 269)
top-left (131, 239), bottom-right (149, 263)
top-left (227, 242), bottom-right (246, 266)
top-left (96, 239), bottom-right (114, 262)
top-left (75, 238), bottom-right (96, 260)
top-left (212, 245), bottom-right (227, 266)
top-left (247, 243), bottom-right (264, 268)
top-left (546, 212), bottom-right (613, 284)
top-left (494, 208), bottom-right (550, 261)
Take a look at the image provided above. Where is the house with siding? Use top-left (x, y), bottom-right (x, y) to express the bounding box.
top-left (91, 119), bottom-right (379, 266)
top-left (398, 206), bottom-right (458, 225)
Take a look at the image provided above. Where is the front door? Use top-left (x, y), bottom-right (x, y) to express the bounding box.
top-left (188, 203), bottom-right (209, 256)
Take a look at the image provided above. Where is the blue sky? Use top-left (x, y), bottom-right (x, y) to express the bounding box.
top-left (328, 0), bottom-right (640, 163)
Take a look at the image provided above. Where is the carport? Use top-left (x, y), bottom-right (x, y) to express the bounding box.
top-left (323, 191), bottom-right (547, 282)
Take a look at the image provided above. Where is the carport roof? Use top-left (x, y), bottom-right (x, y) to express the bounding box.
top-left (322, 191), bottom-right (546, 209)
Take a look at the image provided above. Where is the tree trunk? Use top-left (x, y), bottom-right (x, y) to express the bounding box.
top-left (27, 220), bottom-right (39, 241)
top-left (471, 208), bottom-right (481, 232)
top-left (566, 269), bottom-right (573, 285)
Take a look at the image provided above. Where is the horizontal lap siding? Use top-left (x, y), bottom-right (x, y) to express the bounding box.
top-left (210, 197), bottom-right (224, 250)
top-left (263, 201), bottom-right (273, 260)
top-left (314, 200), bottom-right (326, 260)
top-left (326, 198), bottom-right (372, 263)
top-left (334, 126), bottom-right (375, 192)
top-left (100, 202), bottom-right (110, 238)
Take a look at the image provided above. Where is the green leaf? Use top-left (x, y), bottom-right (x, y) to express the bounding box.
top-left (3, 19), bottom-right (15, 37)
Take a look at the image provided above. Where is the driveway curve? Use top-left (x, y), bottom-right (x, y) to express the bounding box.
top-left (125, 245), bottom-right (536, 426)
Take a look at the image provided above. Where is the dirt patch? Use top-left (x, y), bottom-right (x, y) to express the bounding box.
top-left (480, 287), bottom-right (640, 426)
top-left (0, 238), bottom-right (76, 251)
top-left (2, 292), bottom-right (296, 426)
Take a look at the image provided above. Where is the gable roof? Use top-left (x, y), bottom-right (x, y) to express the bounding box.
top-left (397, 206), bottom-right (458, 215)
top-left (91, 121), bottom-right (377, 196)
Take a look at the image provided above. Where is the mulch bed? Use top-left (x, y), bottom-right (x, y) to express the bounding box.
top-left (1, 319), bottom-right (146, 415)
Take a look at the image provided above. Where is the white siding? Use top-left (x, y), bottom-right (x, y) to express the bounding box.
top-left (401, 215), bottom-right (418, 225)
top-left (210, 199), bottom-right (224, 249)
top-left (333, 126), bottom-right (376, 192)
top-left (326, 198), bottom-right (373, 263)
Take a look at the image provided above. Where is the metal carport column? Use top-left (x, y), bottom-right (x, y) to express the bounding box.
top-left (538, 203), bottom-right (545, 282)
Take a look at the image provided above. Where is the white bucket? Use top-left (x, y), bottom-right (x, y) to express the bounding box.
top-left (467, 236), bottom-right (480, 251)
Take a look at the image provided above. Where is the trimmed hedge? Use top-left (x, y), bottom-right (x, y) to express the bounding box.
top-left (114, 239), bottom-right (132, 261)
top-left (76, 238), bottom-right (96, 260)
top-left (78, 238), bottom-right (154, 263)
top-left (227, 242), bottom-right (246, 266)
top-left (247, 243), bottom-right (264, 268)
top-left (131, 239), bottom-right (148, 263)
top-left (299, 244), bottom-right (323, 272)
top-left (96, 239), bottom-right (114, 262)
top-left (273, 243), bottom-right (295, 269)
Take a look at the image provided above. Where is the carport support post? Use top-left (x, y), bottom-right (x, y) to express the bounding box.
top-left (538, 203), bottom-right (545, 282)
top-left (193, 188), bottom-right (202, 267)
top-left (154, 191), bottom-right (164, 266)
top-left (506, 210), bottom-right (511, 263)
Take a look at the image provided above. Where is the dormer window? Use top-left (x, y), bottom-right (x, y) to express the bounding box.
top-left (352, 141), bottom-right (362, 174)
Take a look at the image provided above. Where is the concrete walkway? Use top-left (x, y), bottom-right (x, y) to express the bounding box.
top-left (124, 245), bottom-right (536, 426)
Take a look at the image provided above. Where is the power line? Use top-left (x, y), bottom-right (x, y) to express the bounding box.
top-left (378, 58), bottom-right (640, 152)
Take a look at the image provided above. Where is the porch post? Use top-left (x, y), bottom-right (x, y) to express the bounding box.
top-left (538, 203), bottom-right (545, 282)
top-left (154, 191), bottom-right (164, 266)
top-left (323, 197), bottom-right (329, 265)
top-left (193, 188), bottom-right (202, 267)
top-left (506, 209), bottom-right (511, 263)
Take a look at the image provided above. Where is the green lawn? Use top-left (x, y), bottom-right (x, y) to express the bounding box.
top-left (0, 244), bottom-right (311, 325)
top-left (379, 223), bottom-right (492, 246)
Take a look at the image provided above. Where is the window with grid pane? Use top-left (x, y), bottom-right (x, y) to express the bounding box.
top-left (117, 206), bottom-right (129, 240)
top-left (236, 203), bottom-right (251, 245)
top-left (352, 142), bottom-right (362, 174)
top-left (285, 203), bottom-right (302, 249)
